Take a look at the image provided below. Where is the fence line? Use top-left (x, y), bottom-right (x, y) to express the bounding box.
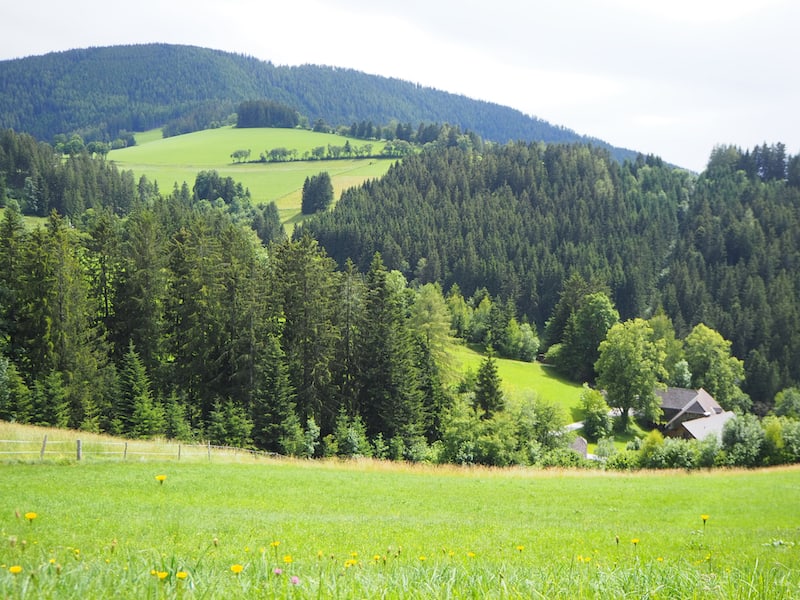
top-left (0, 436), bottom-right (278, 462)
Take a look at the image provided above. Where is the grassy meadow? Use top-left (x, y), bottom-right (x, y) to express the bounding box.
top-left (108, 127), bottom-right (395, 225)
top-left (450, 344), bottom-right (584, 420)
top-left (1, 443), bottom-right (798, 598)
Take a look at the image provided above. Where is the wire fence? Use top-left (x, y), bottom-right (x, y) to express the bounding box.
top-left (0, 435), bottom-right (278, 463)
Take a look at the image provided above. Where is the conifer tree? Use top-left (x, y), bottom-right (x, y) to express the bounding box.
top-left (474, 350), bottom-right (504, 418)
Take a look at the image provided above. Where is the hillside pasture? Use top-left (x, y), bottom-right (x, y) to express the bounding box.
top-left (1, 444), bottom-right (798, 598)
top-left (450, 343), bottom-right (584, 419)
top-left (108, 127), bottom-right (395, 224)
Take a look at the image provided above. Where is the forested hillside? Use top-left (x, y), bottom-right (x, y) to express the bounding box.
top-left (299, 143), bottom-right (689, 327)
top-left (2, 124), bottom-right (800, 466)
top-left (0, 44), bottom-right (636, 161)
top-left (300, 142), bottom-right (800, 407)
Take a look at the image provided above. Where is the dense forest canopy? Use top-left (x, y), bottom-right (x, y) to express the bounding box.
top-left (299, 141), bottom-right (800, 408)
top-left (0, 44), bottom-right (637, 162)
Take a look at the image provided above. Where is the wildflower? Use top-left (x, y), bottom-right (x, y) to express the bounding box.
top-left (273, 567), bottom-right (283, 575)
top-left (344, 559), bottom-right (358, 568)
top-left (150, 569), bottom-right (157, 576)
top-left (283, 555), bottom-right (293, 564)
top-left (270, 540), bottom-right (280, 548)
top-left (373, 554), bottom-right (381, 562)
top-left (24, 512), bottom-right (37, 523)
top-left (155, 474), bottom-right (167, 484)
top-left (9, 565), bottom-right (22, 574)
top-left (290, 576), bottom-right (300, 585)
top-left (176, 571), bottom-right (188, 580)
top-left (466, 551), bottom-right (476, 558)
top-left (157, 571), bottom-right (168, 580)
top-left (631, 538), bottom-right (639, 547)
top-left (701, 514), bottom-right (709, 523)
top-left (516, 545), bottom-right (524, 552)
top-left (419, 556), bottom-right (427, 561)
top-left (657, 557), bottom-right (664, 562)
top-left (231, 564), bottom-right (243, 574)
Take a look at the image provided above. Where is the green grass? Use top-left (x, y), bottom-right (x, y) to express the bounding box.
top-left (1, 449), bottom-right (798, 598)
top-left (107, 127), bottom-right (395, 225)
top-left (449, 344), bottom-right (585, 420)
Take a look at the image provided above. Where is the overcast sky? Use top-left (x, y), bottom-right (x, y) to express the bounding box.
top-left (2, 0), bottom-right (798, 171)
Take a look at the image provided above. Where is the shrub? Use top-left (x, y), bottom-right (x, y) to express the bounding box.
top-left (721, 414), bottom-right (765, 467)
top-left (580, 385), bottom-right (611, 441)
top-left (605, 450), bottom-right (640, 470)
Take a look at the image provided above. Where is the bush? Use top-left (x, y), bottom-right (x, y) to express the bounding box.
top-left (605, 450), bottom-right (640, 471)
top-left (721, 414), bottom-right (765, 467)
top-left (580, 385), bottom-right (611, 441)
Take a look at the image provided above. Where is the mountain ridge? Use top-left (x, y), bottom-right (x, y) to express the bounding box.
top-left (0, 43), bottom-right (640, 162)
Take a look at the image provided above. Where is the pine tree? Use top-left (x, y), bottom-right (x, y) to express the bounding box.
top-left (474, 351), bottom-right (504, 418)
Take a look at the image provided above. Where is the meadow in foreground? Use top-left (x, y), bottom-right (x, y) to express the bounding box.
top-left (1, 459), bottom-right (798, 598)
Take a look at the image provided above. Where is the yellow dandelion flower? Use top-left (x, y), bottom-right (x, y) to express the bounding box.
top-left (283, 555), bottom-right (293, 564)
top-left (155, 474), bottom-right (167, 484)
top-left (701, 514), bottom-right (709, 523)
top-left (631, 538), bottom-right (639, 546)
top-left (419, 556), bottom-right (427, 561)
top-left (9, 565), bottom-right (22, 574)
top-left (467, 551), bottom-right (476, 558)
top-left (373, 554), bottom-right (381, 562)
top-left (24, 512), bottom-right (37, 522)
top-left (516, 545), bottom-right (524, 552)
top-left (176, 571), bottom-right (188, 580)
top-left (350, 551), bottom-right (358, 558)
top-left (344, 558), bottom-right (358, 568)
top-left (157, 571), bottom-right (168, 580)
top-left (231, 564), bottom-right (244, 574)
top-left (657, 557), bottom-right (664, 562)
top-left (150, 569), bottom-right (157, 576)
top-left (270, 540), bottom-right (280, 548)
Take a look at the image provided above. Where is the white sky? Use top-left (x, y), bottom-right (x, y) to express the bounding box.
top-left (1, 0), bottom-right (798, 171)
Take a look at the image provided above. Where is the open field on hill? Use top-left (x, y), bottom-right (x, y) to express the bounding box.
top-left (449, 343), bottom-right (585, 420)
top-left (1, 440), bottom-right (798, 598)
top-left (108, 127), bottom-right (395, 224)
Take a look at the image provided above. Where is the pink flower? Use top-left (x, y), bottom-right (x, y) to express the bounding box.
top-left (273, 567), bottom-right (283, 576)
top-left (291, 576), bottom-right (300, 585)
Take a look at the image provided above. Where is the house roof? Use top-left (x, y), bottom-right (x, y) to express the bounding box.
top-left (657, 387), bottom-right (723, 429)
top-left (680, 411), bottom-right (736, 441)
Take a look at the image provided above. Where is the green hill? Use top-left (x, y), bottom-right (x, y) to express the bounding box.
top-left (109, 127), bottom-right (395, 223)
top-left (0, 43), bottom-right (639, 163)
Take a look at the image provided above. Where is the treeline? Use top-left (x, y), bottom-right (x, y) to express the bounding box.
top-left (236, 99), bottom-right (300, 129)
top-left (0, 44), bottom-right (637, 162)
top-left (0, 195), bottom-right (577, 466)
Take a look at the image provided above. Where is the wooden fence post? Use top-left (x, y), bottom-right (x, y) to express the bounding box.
top-left (207, 441), bottom-right (211, 461)
top-left (76, 439), bottom-right (82, 461)
top-left (40, 435), bottom-right (47, 461)
top-left (123, 442), bottom-right (128, 460)
top-left (178, 444), bottom-right (181, 460)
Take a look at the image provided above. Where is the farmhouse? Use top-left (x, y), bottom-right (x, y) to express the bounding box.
top-left (675, 410), bottom-right (736, 442)
top-left (656, 387), bottom-right (733, 441)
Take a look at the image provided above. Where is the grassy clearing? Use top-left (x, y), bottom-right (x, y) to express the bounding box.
top-left (449, 344), bottom-right (584, 419)
top-left (108, 127), bottom-right (395, 224)
top-left (1, 449), bottom-right (798, 598)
